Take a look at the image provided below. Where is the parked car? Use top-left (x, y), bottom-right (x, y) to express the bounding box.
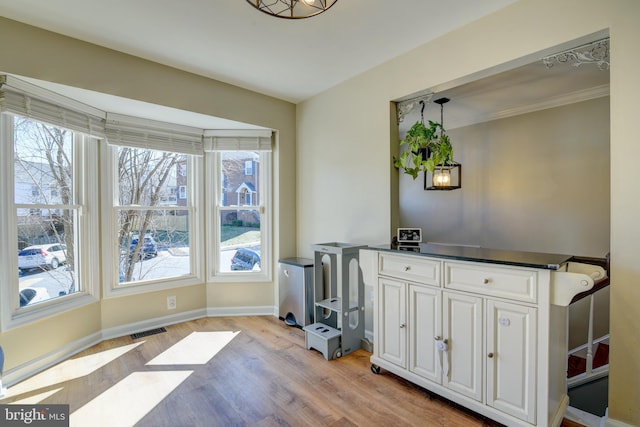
top-left (19, 287), bottom-right (50, 307)
top-left (231, 248), bottom-right (261, 271)
top-left (18, 243), bottom-right (67, 272)
top-left (129, 234), bottom-right (158, 260)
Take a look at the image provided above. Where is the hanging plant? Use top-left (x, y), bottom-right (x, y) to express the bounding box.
top-left (393, 99), bottom-right (455, 179)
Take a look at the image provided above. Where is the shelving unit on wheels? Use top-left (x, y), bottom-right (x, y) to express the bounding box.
top-left (303, 242), bottom-right (367, 360)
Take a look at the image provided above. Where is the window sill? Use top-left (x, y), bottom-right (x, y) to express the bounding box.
top-left (103, 275), bottom-right (204, 299)
top-left (2, 293), bottom-right (99, 332)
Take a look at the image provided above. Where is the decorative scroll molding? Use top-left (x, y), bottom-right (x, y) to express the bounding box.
top-left (395, 93), bottom-right (433, 124)
top-left (543, 38), bottom-right (610, 70)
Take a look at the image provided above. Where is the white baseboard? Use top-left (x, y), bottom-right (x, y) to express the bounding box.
top-left (3, 330), bottom-right (102, 388)
top-left (606, 418), bottom-right (636, 427)
top-left (101, 308), bottom-right (207, 340)
top-left (566, 406), bottom-right (605, 427)
top-left (2, 306), bottom-right (276, 390)
top-left (206, 305), bottom-right (276, 317)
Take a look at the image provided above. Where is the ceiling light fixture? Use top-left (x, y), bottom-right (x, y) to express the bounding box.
top-left (246, 0), bottom-right (338, 19)
top-left (425, 97), bottom-right (461, 191)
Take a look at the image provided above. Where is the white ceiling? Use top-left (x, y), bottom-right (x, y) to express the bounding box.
top-left (0, 0), bottom-right (609, 130)
top-left (0, 0), bottom-right (516, 103)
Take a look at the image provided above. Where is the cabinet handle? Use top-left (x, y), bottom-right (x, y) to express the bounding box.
top-left (400, 323), bottom-right (406, 328)
top-left (483, 278), bottom-right (490, 284)
top-left (488, 352), bottom-right (494, 358)
top-left (404, 265), bottom-right (411, 271)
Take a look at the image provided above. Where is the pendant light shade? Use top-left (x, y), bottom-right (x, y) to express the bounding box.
top-left (425, 97), bottom-right (461, 190)
top-left (246, 0), bottom-right (338, 19)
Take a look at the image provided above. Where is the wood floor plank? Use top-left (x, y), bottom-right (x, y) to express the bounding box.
top-left (1, 315), bottom-right (583, 426)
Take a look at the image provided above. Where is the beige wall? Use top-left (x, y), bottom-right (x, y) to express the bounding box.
top-left (297, 1), bottom-right (639, 424)
top-left (400, 97), bottom-right (610, 257)
top-left (0, 17), bottom-right (297, 371)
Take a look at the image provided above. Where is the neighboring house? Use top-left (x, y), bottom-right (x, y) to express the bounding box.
top-left (221, 153), bottom-right (260, 226)
top-left (14, 159), bottom-right (62, 216)
top-left (14, 160), bottom-right (66, 248)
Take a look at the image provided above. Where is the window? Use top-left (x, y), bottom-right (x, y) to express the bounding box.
top-left (49, 183), bottom-right (59, 199)
top-left (102, 114), bottom-right (204, 296)
top-left (105, 146), bottom-right (200, 292)
top-left (13, 119), bottom-right (77, 304)
top-left (0, 112), bottom-right (99, 330)
top-left (205, 130), bottom-right (272, 282)
top-left (244, 160), bottom-right (254, 175)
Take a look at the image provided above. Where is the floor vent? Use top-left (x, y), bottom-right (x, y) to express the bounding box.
top-left (131, 327), bottom-right (167, 340)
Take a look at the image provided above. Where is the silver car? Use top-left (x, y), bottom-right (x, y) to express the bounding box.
top-left (18, 244), bottom-right (67, 272)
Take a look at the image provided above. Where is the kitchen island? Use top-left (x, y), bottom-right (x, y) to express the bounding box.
top-left (360, 244), bottom-right (606, 427)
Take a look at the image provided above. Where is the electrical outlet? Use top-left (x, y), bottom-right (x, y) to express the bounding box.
top-left (167, 296), bottom-right (177, 310)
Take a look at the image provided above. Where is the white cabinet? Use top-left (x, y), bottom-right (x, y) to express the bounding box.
top-left (486, 299), bottom-right (537, 423)
top-left (409, 284), bottom-right (440, 382)
top-left (363, 249), bottom-right (595, 427)
top-left (378, 277), bottom-right (406, 367)
top-left (442, 290), bottom-right (483, 402)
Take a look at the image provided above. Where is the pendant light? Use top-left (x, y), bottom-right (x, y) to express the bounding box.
top-left (425, 97), bottom-right (461, 190)
top-left (246, 0), bottom-right (338, 19)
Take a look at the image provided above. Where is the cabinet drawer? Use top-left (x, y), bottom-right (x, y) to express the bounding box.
top-left (444, 262), bottom-right (537, 303)
top-left (379, 253), bottom-right (440, 286)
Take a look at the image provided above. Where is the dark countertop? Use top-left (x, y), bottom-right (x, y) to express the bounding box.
top-left (366, 243), bottom-right (574, 270)
top-left (279, 257), bottom-right (314, 267)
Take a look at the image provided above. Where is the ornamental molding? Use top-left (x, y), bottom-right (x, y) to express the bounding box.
top-left (543, 38), bottom-right (610, 70)
top-left (395, 93), bottom-right (433, 124)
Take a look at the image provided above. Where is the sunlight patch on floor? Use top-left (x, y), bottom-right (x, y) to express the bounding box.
top-left (70, 370), bottom-right (192, 427)
top-left (7, 342), bottom-right (143, 397)
top-left (146, 331), bottom-right (239, 365)
top-left (9, 388), bottom-right (63, 404)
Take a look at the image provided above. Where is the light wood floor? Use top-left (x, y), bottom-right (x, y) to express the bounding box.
top-left (2, 316), bottom-right (580, 426)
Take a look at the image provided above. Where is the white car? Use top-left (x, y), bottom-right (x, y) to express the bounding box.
top-left (18, 243), bottom-right (67, 272)
top-left (19, 287), bottom-right (51, 306)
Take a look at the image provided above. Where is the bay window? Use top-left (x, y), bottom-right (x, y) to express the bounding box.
top-left (102, 115), bottom-right (204, 296)
top-left (0, 76), bottom-right (100, 329)
top-left (206, 131), bottom-right (272, 281)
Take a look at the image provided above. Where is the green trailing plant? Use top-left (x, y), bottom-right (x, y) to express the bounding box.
top-left (393, 119), bottom-right (454, 179)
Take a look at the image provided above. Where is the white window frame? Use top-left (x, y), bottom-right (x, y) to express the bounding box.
top-left (205, 130), bottom-right (273, 283)
top-left (101, 130), bottom-right (204, 299)
top-left (0, 115), bottom-right (100, 331)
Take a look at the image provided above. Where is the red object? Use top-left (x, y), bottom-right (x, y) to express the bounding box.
top-left (567, 343), bottom-right (609, 378)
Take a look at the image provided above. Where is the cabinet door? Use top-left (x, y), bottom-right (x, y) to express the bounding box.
top-left (409, 284), bottom-right (441, 383)
top-left (378, 277), bottom-right (406, 367)
top-left (486, 300), bottom-right (537, 423)
top-left (443, 291), bottom-right (483, 402)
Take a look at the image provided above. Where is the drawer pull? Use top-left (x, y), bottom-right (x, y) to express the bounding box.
top-left (404, 265), bottom-right (411, 271)
top-left (400, 323), bottom-right (406, 328)
top-left (483, 278), bottom-right (490, 284)
top-left (488, 352), bottom-right (494, 358)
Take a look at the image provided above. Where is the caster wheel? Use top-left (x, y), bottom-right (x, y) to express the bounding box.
top-left (332, 349), bottom-right (342, 359)
top-left (371, 364), bottom-right (381, 374)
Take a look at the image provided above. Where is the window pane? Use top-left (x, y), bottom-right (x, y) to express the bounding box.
top-left (14, 117), bottom-right (73, 205)
top-left (219, 209), bottom-right (261, 273)
top-left (116, 146), bottom-right (192, 285)
top-left (17, 209), bottom-right (78, 306)
top-left (118, 147), bottom-right (186, 206)
top-left (13, 117), bottom-right (79, 307)
top-left (117, 209), bottom-right (191, 284)
top-left (220, 152), bottom-right (259, 207)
